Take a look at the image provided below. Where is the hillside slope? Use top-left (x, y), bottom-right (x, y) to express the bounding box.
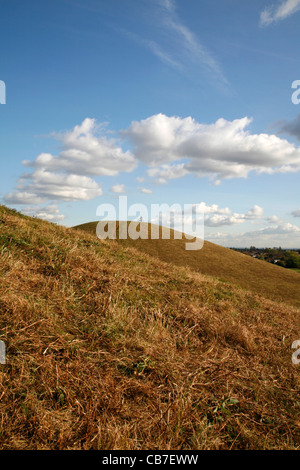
top-left (75, 221), bottom-right (300, 309)
top-left (0, 206), bottom-right (300, 450)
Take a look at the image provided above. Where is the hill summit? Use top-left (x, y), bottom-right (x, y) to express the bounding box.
top-left (75, 220), bottom-right (300, 309)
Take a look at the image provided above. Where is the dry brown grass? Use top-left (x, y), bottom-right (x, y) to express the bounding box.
top-left (0, 206), bottom-right (300, 450)
top-left (75, 221), bottom-right (300, 309)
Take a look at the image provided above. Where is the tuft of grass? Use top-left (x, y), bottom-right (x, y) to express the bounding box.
top-left (0, 205), bottom-right (299, 450)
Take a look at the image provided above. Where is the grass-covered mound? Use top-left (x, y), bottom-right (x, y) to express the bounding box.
top-left (0, 206), bottom-right (299, 449)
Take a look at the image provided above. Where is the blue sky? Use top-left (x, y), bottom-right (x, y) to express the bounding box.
top-left (1, 0), bottom-right (300, 247)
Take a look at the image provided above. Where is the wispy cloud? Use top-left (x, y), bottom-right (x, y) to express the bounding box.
top-left (145, 39), bottom-right (182, 69)
top-left (260, 0), bottom-right (300, 26)
top-left (158, 0), bottom-right (175, 11)
top-left (163, 14), bottom-right (226, 82)
top-left (125, 0), bottom-right (227, 86)
top-left (64, 0), bottom-right (227, 86)
top-left (123, 30), bottom-right (182, 69)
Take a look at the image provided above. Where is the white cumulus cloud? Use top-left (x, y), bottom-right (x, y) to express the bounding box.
top-left (5, 168), bottom-right (103, 204)
top-left (246, 205), bottom-right (264, 219)
top-left (23, 118), bottom-right (137, 177)
top-left (207, 222), bottom-right (300, 248)
top-left (110, 184), bottom-right (126, 194)
top-left (150, 202), bottom-right (264, 229)
top-left (139, 187), bottom-right (153, 194)
top-left (122, 113), bottom-right (300, 183)
top-left (147, 163), bottom-right (188, 182)
top-left (5, 118), bottom-right (136, 207)
top-left (22, 204), bottom-right (65, 222)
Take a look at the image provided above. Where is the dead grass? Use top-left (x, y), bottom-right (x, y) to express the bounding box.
top-left (75, 221), bottom-right (300, 309)
top-left (0, 206), bottom-right (299, 450)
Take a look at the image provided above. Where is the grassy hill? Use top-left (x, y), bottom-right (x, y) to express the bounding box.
top-left (74, 221), bottom-right (300, 309)
top-left (0, 206), bottom-right (300, 450)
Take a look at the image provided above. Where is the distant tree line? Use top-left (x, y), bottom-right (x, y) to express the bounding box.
top-left (232, 247), bottom-right (300, 269)
top-left (276, 250), bottom-right (300, 269)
